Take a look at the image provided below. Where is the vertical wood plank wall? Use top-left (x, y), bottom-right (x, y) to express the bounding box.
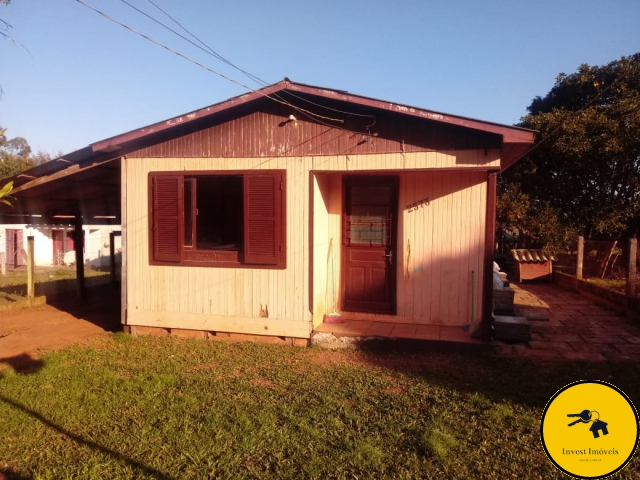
top-left (311, 170), bottom-right (486, 328)
top-left (126, 151), bottom-right (492, 337)
top-left (127, 155), bottom-right (311, 337)
top-left (398, 170), bottom-right (486, 326)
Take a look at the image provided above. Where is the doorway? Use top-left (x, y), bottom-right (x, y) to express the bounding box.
top-left (5, 228), bottom-right (24, 268)
top-left (342, 176), bottom-right (398, 314)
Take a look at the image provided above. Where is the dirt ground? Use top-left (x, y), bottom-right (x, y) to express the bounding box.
top-left (0, 287), bottom-right (120, 370)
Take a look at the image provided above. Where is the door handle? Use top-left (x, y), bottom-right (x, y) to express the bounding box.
top-left (385, 251), bottom-right (393, 265)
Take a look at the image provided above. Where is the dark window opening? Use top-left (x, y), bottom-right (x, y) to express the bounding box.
top-left (191, 175), bottom-right (243, 251)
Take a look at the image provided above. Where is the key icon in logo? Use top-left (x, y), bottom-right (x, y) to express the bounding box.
top-left (567, 410), bottom-right (609, 438)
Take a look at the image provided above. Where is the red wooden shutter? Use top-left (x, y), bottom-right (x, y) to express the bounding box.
top-left (244, 172), bottom-right (284, 266)
top-left (152, 175), bottom-right (183, 262)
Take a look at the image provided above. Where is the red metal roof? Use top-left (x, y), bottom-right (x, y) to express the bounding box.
top-left (89, 79), bottom-right (534, 165)
top-left (3, 79), bottom-right (535, 197)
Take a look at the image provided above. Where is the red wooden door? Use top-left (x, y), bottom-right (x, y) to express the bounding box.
top-left (342, 176), bottom-right (398, 314)
top-left (6, 229), bottom-right (23, 267)
top-left (52, 230), bottom-right (64, 265)
top-left (66, 232), bottom-right (76, 253)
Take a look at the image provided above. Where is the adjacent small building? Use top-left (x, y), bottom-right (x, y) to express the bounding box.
top-left (0, 223), bottom-right (119, 268)
top-left (0, 79), bottom-right (534, 342)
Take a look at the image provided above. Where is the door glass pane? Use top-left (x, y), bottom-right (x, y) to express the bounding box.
top-left (349, 205), bottom-right (389, 245)
top-left (350, 224), bottom-right (387, 244)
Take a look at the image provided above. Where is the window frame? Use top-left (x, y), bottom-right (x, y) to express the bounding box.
top-left (148, 170), bottom-right (286, 269)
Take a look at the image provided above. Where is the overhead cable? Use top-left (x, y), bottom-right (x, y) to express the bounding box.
top-left (75, 0), bottom-right (350, 124)
top-left (141, 0), bottom-right (374, 120)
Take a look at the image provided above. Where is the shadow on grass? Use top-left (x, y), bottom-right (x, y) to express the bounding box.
top-left (0, 354), bottom-right (170, 480)
top-left (0, 354), bottom-right (45, 374)
top-left (0, 394), bottom-right (172, 480)
top-left (352, 339), bottom-right (640, 409)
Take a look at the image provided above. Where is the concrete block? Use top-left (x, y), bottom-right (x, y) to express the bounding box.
top-left (170, 328), bottom-right (207, 339)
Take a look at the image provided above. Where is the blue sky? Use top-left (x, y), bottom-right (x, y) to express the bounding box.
top-left (1, 0), bottom-right (639, 155)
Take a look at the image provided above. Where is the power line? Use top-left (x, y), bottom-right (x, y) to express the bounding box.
top-left (118, 0), bottom-right (232, 72)
top-left (141, 0), bottom-right (268, 87)
top-left (139, 1), bottom-right (374, 120)
top-left (276, 89), bottom-right (376, 119)
top-left (139, 1), bottom-right (335, 124)
top-left (75, 0), bottom-right (349, 125)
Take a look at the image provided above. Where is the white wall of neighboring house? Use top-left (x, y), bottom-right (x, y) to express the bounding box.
top-left (85, 227), bottom-right (122, 269)
top-left (0, 224), bottom-right (121, 268)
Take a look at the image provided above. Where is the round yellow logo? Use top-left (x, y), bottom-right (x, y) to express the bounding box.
top-left (541, 380), bottom-right (639, 479)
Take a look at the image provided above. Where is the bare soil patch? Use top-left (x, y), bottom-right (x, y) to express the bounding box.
top-left (0, 289), bottom-right (120, 370)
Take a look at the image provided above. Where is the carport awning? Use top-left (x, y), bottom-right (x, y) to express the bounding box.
top-left (0, 155), bottom-right (121, 226)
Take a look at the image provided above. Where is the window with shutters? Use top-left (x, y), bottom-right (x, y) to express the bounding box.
top-left (149, 170), bottom-right (285, 268)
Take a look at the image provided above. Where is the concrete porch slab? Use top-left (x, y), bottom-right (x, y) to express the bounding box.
top-left (314, 320), bottom-right (482, 345)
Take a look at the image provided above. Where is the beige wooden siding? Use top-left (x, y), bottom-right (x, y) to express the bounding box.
top-left (311, 173), bottom-right (343, 328)
top-left (127, 152), bottom-right (490, 337)
top-left (126, 156), bottom-right (310, 336)
top-left (396, 170), bottom-right (487, 326)
top-left (312, 170), bottom-right (486, 327)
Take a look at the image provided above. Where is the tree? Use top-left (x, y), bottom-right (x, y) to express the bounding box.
top-left (500, 53), bottom-right (640, 252)
top-left (0, 126), bottom-right (51, 178)
top-left (0, 1), bottom-right (11, 42)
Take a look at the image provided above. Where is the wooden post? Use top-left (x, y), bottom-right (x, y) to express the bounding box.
top-left (576, 236), bottom-right (584, 280)
top-left (120, 156), bottom-right (128, 328)
top-left (627, 237), bottom-right (637, 298)
top-left (74, 215), bottom-right (85, 299)
top-left (0, 252), bottom-right (5, 276)
top-left (109, 231), bottom-right (116, 284)
top-left (27, 236), bottom-right (35, 303)
top-left (481, 172), bottom-right (498, 341)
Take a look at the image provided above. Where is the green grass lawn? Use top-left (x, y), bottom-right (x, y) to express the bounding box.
top-left (585, 277), bottom-right (637, 296)
top-left (1, 336), bottom-right (639, 479)
top-left (0, 267), bottom-right (109, 287)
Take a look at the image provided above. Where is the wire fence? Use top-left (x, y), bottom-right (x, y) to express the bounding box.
top-left (553, 237), bottom-right (638, 297)
top-left (0, 235), bottom-right (121, 303)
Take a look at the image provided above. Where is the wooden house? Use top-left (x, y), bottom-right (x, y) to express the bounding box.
top-left (0, 80), bottom-right (534, 342)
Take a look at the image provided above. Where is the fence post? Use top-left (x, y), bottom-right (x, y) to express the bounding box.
top-left (627, 237), bottom-right (637, 298)
top-left (74, 215), bottom-right (85, 299)
top-left (27, 236), bottom-right (35, 303)
top-left (576, 236), bottom-right (584, 280)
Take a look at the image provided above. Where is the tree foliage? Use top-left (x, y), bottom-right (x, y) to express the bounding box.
top-left (1, 1), bottom-right (12, 38)
top-left (0, 179), bottom-right (14, 206)
top-left (499, 53), bottom-right (640, 252)
top-left (1, 0), bottom-right (12, 43)
top-left (0, 126), bottom-right (51, 179)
